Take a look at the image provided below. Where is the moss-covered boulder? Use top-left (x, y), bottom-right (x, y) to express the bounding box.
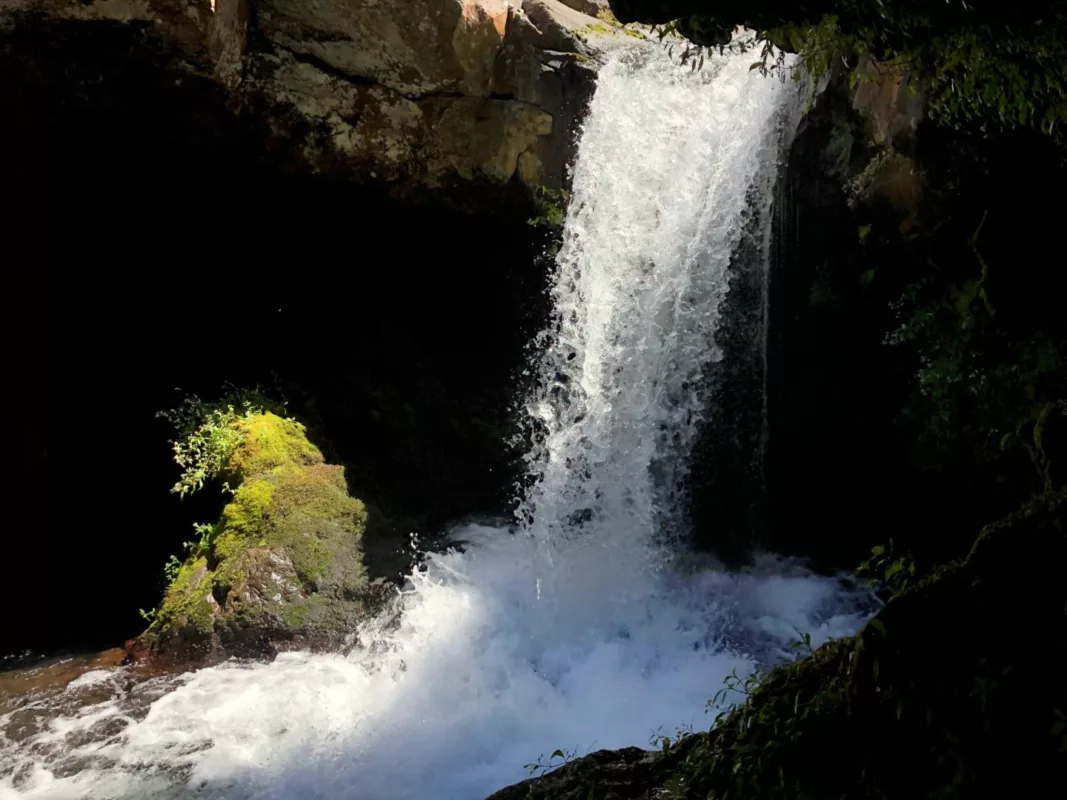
top-left (129, 412), bottom-right (387, 664)
top-left (490, 487), bottom-right (1067, 799)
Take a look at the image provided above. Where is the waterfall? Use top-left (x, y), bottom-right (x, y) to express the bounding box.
top-left (516, 42), bottom-right (804, 632)
top-left (0, 42), bottom-right (872, 800)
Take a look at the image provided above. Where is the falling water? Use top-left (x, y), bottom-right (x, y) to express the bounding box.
top-left (515, 41), bottom-right (808, 635)
top-left (1, 41), bottom-right (872, 800)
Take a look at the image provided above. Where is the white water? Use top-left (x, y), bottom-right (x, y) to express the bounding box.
top-left (2, 43), bottom-right (872, 800)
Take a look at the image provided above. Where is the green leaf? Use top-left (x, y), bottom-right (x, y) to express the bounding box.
top-left (868, 618), bottom-right (887, 636)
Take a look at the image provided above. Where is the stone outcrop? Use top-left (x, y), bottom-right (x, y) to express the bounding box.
top-left (0, 0), bottom-right (640, 204)
top-left (128, 411), bottom-right (388, 665)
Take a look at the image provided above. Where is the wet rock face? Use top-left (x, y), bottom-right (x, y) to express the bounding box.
top-left (0, 0), bottom-right (628, 204)
top-left (229, 0), bottom-right (628, 195)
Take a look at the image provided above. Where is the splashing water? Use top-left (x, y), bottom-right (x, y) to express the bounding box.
top-left (2, 43), bottom-right (873, 800)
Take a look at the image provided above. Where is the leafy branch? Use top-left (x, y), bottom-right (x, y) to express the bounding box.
top-left (525, 746), bottom-right (581, 777)
top-left (857, 539), bottom-right (917, 595)
top-left (157, 386), bottom-right (289, 498)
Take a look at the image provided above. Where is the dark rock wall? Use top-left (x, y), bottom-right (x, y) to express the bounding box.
top-left (762, 79), bottom-right (908, 568)
top-left (761, 73), bottom-right (1067, 570)
top-left (687, 182), bottom-right (776, 561)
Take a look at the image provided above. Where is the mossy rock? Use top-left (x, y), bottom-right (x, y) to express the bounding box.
top-left (491, 487), bottom-right (1067, 799)
top-left (131, 412), bottom-right (389, 664)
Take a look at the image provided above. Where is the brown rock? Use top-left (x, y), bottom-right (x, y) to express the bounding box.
top-left (851, 57), bottom-right (924, 148)
top-left (0, 649), bottom-right (128, 713)
top-left (0, 0), bottom-right (635, 203)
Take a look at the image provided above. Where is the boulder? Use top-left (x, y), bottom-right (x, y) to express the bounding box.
top-left (128, 412), bottom-right (388, 665)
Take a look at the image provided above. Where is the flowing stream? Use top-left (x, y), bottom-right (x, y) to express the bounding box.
top-left (1, 41), bottom-right (874, 800)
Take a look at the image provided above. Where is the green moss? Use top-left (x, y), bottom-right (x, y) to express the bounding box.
top-left (281, 594), bottom-right (334, 630)
top-left (592, 8), bottom-right (651, 41)
top-left (219, 477), bottom-right (276, 536)
top-left (582, 18), bottom-right (645, 40)
top-left (269, 463), bottom-right (361, 520)
top-left (225, 412), bottom-right (322, 481)
top-left (596, 7), bottom-right (621, 26)
top-left (211, 544), bottom-right (249, 594)
top-left (249, 463), bottom-right (367, 590)
top-left (148, 556), bottom-right (216, 642)
top-left (211, 529), bottom-right (246, 562)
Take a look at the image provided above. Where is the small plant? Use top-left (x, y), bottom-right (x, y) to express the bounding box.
top-left (789, 629), bottom-right (814, 658)
top-left (524, 746), bottom-right (579, 777)
top-left (157, 386), bottom-right (288, 498)
top-left (162, 554), bottom-right (183, 585)
top-left (707, 665), bottom-right (766, 728)
top-left (857, 539), bottom-right (917, 594)
top-left (649, 723), bottom-right (695, 753)
top-left (184, 522), bottom-right (219, 559)
top-left (527, 186), bottom-right (570, 230)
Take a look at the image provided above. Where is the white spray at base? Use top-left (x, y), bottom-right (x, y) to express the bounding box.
top-left (1, 43), bottom-right (874, 800)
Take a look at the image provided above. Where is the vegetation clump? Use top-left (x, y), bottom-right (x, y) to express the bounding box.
top-left (528, 185), bottom-right (570, 230)
top-left (155, 387), bottom-right (290, 497)
top-left (131, 393), bottom-right (382, 663)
